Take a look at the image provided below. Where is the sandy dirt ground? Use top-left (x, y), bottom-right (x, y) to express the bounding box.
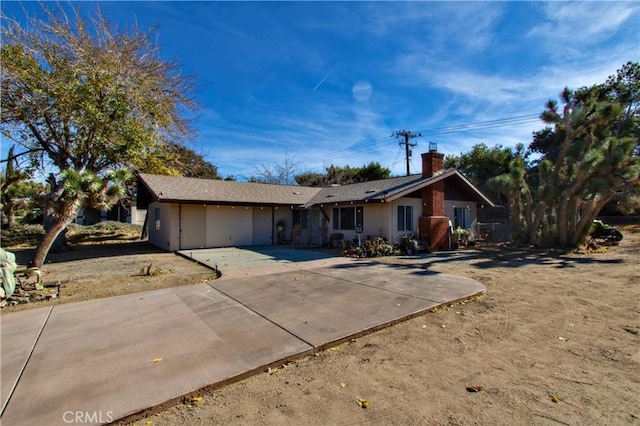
top-left (3, 241), bottom-right (217, 313)
top-left (2, 226), bottom-right (639, 425)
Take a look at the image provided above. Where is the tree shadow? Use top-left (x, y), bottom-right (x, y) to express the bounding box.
top-left (387, 247), bottom-right (624, 272)
top-left (233, 245), bottom-right (337, 263)
top-left (327, 247), bottom-right (624, 277)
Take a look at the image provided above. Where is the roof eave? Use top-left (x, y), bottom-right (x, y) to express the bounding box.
top-left (150, 199), bottom-right (309, 207)
top-left (453, 171), bottom-right (496, 207)
top-left (383, 170), bottom-right (456, 202)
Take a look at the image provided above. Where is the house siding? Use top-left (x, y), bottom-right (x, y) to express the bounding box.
top-left (389, 198), bottom-right (422, 243)
top-left (252, 207), bottom-right (273, 245)
top-left (364, 203), bottom-right (391, 241)
top-left (148, 202), bottom-right (179, 251)
top-left (326, 203), bottom-right (386, 243)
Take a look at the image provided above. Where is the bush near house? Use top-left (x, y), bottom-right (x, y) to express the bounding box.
top-left (342, 236), bottom-right (422, 258)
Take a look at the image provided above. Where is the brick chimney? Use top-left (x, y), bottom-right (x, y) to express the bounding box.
top-left (419, 147), bottom-right (450, 251)
top-left (421, 150), bottom-right (445, 216)
top-left (422, 149), bottom-right (444, 178)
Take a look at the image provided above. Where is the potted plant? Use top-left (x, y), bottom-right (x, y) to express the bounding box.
top-left (400, 234), bottom-right (417, 255)
top-left (340, 239), bottom-right (348, 256)
top-left (453, 227), bottom-right (470, 247)
top-left (276, 219), bottom-right (285, 232)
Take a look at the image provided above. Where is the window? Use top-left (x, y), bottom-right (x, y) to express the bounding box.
top-left (292, 209), bottom-right (308, 229)
top-left (453, 207), bottom-right (471, 229)
top-left (154, 208), bottom-right (161, 231)
top-left (333, 207), bottom-right (363, 230)
top-left (397, 205), bottom-right (413, 231)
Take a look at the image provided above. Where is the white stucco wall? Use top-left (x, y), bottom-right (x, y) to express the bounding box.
top-left (389, 197), bottom-right (423, 243)
top-left (146, 198), bottom-right (481, 252)
top-left (148, 202), bottom-right (180, 251)
top-left (326, 203), bottom-right (393, 243)
top-left (252, 207), bottom-right (273, 245)
top-left (362, 203), bottom-right (391, 240)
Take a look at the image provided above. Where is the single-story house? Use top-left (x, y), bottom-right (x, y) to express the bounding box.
top-left (137, 150), bottom-right (494, 252)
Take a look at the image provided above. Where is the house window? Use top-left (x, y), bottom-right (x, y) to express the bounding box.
top-left (154, 208), bottom-right (161, 231)
top-left (332, 207), bottom-right (363, 230)
top-left (292, 209), bottom-right (308, 229)
top-left (453, 207), bottom-right (471, 229)
top-left (397, 205), bottom-right (413, 232)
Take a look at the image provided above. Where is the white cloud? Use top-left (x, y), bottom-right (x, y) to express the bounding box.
top-left (529, 1), bottom-right (638, 58)
top-left (363, 2), bottom-right (503, 51)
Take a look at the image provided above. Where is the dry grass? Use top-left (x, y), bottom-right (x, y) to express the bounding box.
top-left (1, 221), bottom-right (142, 249)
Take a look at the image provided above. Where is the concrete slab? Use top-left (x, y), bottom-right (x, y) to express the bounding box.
top-left (211, 264), bottom-right (482, 349)
top-left (1, 247), bottom-right (485, 426)
top-left (1, 285), bottom-right (312, 426)
top-left (178, 246), bottom-right (334, 272)
top-left (0, 306), bottom-right (52, 413)
top-left (313, 261), bottom-right (485, 303)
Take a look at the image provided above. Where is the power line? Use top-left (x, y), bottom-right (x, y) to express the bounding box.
top-left (295, 135), bottom-right (395, 167)
top-left (413, 114), bottom-right (540, 136)
top-left (389, 145), bottom-right (403, 169)
top-left (294, 113), bottom-right (542, 170)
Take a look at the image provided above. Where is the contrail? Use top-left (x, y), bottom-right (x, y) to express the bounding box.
top-left (313, 68), bottom-right (334, 92)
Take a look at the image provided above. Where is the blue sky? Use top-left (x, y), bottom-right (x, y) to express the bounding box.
top-left (2, 1), bottom-right (639, 180)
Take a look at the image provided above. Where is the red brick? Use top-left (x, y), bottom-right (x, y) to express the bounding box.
top-left (419, 216), bottom-right (450, 252)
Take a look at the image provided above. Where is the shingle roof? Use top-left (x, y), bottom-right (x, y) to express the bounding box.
top-left (138, 173), bottom-right (321, 206)
top-left (304, 174), bottom-right (426, 206)
top-left (303, 169), bottom-right (464, 206)
top-left (137, 168), bottom-right (494, 208)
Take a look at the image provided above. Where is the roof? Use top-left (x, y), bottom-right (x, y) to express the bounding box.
top-left (304, 169), bottom-right (494, 207)
top-left (137, 170), bottom-right (495, 208)
top-left (137, 173), bottom-right (321, 206)
top-left (305, 174), bottom-right (428, 206)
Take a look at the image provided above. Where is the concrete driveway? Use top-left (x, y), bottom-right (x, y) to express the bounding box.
top-left (177, 245), bottom-right (336, 271)
top-left (1, 248), bottom-right (484, 425)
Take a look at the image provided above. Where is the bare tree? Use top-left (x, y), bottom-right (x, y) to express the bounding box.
top-left (253, 154), bottom-right (299, 185)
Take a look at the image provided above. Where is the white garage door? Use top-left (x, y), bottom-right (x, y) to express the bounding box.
top-left (205, 206), bottom-right (253, 247)
top-left (180, 205), bottom-right (206, 249)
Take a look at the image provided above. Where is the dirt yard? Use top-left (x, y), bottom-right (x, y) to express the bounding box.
top-left (2, 224), bottom-right (639, 425)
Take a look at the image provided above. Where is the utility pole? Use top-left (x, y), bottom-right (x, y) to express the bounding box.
top-left (392, 130), bottom-right (421, 176)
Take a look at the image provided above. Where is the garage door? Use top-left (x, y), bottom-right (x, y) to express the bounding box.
top-left (180, 205), bottom-right (206, 249)
top-left (205, 206), bottom-right (253, 247)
